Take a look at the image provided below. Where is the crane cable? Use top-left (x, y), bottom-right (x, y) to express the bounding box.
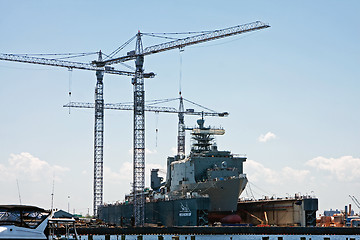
top-left (155, 111), bottom-right (159, 147)
top-left (179, 48), bottom-right (184, 96)
top-left (143, 30), bottom-right (213, 35)
top-left (247, 182), bottom-right (256, 200)
top-left (68, 68), bottom-right (73, 114)
top-left (14, 52), bottom-right (98, 60)
top-left (105, 35), bottom-right (137, 60)
top-left (16, 179), bottom-right (22, 205)
top-left (182, 98), bottom-right (217, 113)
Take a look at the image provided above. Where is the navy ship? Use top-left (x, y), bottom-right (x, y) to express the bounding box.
top-left (100, 118), bottom-right (248, 226)
top-left (153, 117), bottom-right (247, 212)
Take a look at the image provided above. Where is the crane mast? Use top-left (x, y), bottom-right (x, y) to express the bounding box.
top-left (178, 95), bottom-right (185, 159)
top-left (94, 52), bottom-right (105, 217)
top-left (133, 33), bottom-right (146, 226)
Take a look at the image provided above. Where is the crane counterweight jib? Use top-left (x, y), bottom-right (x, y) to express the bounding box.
top-left (218, 112), bottom-right (229, 117)
top-left (143, 72), bottom-right (155, 78)
top-left (0, 53), bottom-right (157, 77)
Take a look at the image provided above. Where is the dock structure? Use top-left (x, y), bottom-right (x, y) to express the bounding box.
top-left (99, 197), bottom-right (318, 227)
top-left (99, 197), bottom-right (210, 227)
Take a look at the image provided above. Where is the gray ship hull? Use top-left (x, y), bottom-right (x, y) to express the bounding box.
top-left (172, 175), bottom-right (248, 212)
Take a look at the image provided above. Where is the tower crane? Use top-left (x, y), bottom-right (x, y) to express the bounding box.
top-left (1, 20), bottom-right (270, 225)
top-left (64, 97), bottom-right (228, 157)
top-left (63, 101), bottom-right (227, 117)
top-left (0, 51), bottom-right (155, 217)
top-left (99, 21), bottom-right (269, 226)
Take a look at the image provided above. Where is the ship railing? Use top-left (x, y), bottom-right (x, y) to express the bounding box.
top-left (233, 154), bottom-right (247, 158)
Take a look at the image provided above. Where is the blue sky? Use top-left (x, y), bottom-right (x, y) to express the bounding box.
top-left (0, 0), bottom-right (359, 216)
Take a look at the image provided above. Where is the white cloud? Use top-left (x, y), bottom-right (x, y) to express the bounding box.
top-left (245, 159), bottom-right (279, 184)
top-left (104, 162), bottom-right (132, 183)
top-left (170, 147), bottom-right (177, 155)
top-left (145, 148), bottom-right (158, 155)
top-left (245, 159), bottom-right (310, 185)
top-left (243, 159), bottom-right (311, 200)
top-left (281, 166), bottom-right (310, 183)
top-left (128, 148), bottom-right (158, 155)
top-left (104, 161), bottom-right (166, 185)
top-left (0, 152), bottom-right (69, 182)
top-left (258, 132), bottom-right (277, 142)
top-left (306, 156), bottom-right (360, 182)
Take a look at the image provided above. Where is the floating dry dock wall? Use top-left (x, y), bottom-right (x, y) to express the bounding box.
top-left (100, 198), bottom-right (210, 227)
top-left (99, 197), bottom-right (318, 227)
top-left (235, 198), bottom-right (318, 227)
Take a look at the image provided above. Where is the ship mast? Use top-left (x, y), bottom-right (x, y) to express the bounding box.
top-left (189, 117), bottom-right (225, 154)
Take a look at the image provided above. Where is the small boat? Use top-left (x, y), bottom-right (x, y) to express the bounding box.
top-left (0, 205), bottom-right (51, 240)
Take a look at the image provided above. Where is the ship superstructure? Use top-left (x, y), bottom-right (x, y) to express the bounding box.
top-left (162, 118), bottom-right (247, 212)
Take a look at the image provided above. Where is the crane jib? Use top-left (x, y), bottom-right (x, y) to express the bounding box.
top-left (102, 21), bottom-right (270, 65)
top-left (63, 102), bottom-right (229, 117)
top-left (143, 21), bottom-right (270, 55)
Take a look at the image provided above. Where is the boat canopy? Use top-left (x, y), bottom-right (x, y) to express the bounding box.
top-left (0, 205), bottom-right (50, 229)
